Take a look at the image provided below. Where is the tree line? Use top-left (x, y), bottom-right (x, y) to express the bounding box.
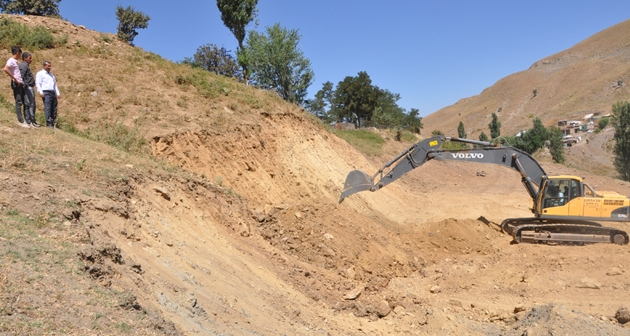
top-left (2, 0), bottom-right (422, 132)
top-left (450, 102), bottom-right (630, 183)
top-left (304, 71), bottom-right (423, 132)
top-left (449, 113), bottom-right (565, 163)
top-left (190, 1), bottom-right (422, 132)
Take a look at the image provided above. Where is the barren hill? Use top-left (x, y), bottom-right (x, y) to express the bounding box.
top-left (1, 15), bottom-right (630, 335)
top-left (422, 18), bottom-right (630, 177)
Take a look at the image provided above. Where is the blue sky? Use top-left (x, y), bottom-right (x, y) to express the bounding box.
top-left (59, 1), bottom-right (630, 117)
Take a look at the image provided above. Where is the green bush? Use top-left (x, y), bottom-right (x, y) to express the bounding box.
top-left (0, 18), bottom-right (65, 50)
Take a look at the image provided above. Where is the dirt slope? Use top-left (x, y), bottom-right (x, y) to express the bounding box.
top-left (1, 14), bottom-right (630, 336)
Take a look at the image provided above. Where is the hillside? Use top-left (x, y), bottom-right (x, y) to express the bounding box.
top-left (1, 14), bottom-right (630, 336)
top-left (422, 19), bottom-right (630, 178)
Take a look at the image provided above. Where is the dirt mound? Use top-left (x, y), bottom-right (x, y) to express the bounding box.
top-left (416, 218), bottom-right (503, 255)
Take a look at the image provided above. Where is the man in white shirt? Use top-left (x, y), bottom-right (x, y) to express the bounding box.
top-left (3, 46), bottom-right (30, 128)
top-left (35, 60), bottom-right (60, 129)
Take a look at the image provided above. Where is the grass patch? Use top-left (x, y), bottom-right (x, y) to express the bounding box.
top-left (0, 92), bottom-right (14, 110)
top-left (59, 117), bottom-right (147, 153)
top-left (400, 130), bottom-right (419, 142)
top-left (99, 33), bottom-right (113, 43)
top-left (441, 140), bottom-right (470, 150)
top-left (0, 18), bottom-right (66, 50)
top-left (175, 66), bottom-right (234, 99)
top-left (333, 129), bottom-right (385, 156)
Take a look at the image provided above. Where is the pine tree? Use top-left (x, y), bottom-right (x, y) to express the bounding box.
top-left (548, 126), bottom-right (565, 164)
top-left (612, 101), bottom-right (630, 181)
top-left (489, 113), bottom-right (501, 139)
top-left (216, 0), bottom-right (258, 85)
top-left (457, 121), bottom-right (466, 138)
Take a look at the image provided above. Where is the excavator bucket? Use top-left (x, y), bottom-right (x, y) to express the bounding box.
top-left (339, 170), bottom-right (374, 203)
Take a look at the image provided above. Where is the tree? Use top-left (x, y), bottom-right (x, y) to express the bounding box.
top-left (116, 5), bottom-right (150, 46)
top-left (371, 90), bottom-right (405, 128)
top-left (518, 118), bottom-right (548, 154)
top-left (612, 101), bottom-right (630, 181)
top-left (479, 132), bottom-right (489, 142)
top-left (489, 112), bottom-right (501, 139)
top-left (0, 0), bottom-right (60, 16)
top-left (548, 126), bottom-right (565, 164)
top-left (457, 121), bottom-right (467, 139)
top-left (598, 117), bottom-right (610, 130)
top-left (402, 108), bottom-right (423, 134)
top-left (305, 81), bottom-right (334, 120)
top-left (216, 0), bottom-right (258, 85)
top-left (245, 23), bottom-right (314, 105)
top-left (332, 71), bottom-right (381, 127)
top-left (191, 44), bottom-right (240, 78)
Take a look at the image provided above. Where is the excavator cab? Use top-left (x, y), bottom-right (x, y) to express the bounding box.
top-left (541, 178), bottom-right (571, 209)
top-left (538, 177), bottom-right (577, 214)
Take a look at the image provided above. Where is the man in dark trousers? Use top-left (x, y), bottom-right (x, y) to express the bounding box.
top-left (35, 60), bottom-right (60, 129)
top-left (3, 46), bottom-right (30, 127)
top-left (19, 52), bottom-right (40, 127)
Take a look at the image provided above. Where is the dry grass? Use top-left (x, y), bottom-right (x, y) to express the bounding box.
top-left (0, 14), bottom-right (291, 155)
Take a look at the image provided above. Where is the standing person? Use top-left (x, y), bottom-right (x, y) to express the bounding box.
top-left (35, 60), bottom-right (60, 129)
top-left (3, 46), bottom-right (30, 127)
top-left (19, 52), bottom-right (40, 127)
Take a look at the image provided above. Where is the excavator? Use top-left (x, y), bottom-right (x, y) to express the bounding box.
top-left (340, 136), bottom-right (630, 245)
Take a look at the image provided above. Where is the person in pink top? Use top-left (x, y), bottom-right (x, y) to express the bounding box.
top-left (3, 46), bottom-right (31, 128)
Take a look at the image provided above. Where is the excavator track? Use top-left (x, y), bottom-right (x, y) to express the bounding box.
top-left (501, 218), bottom-right (629, 245)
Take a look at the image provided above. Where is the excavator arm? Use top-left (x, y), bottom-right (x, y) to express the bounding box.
top-left (340, 136), bottom-right (547, 203)
top-left (340, 136), bottom-right (629, 245)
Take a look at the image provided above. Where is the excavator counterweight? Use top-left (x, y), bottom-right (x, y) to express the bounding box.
top-left (341, 136), bottom-right (630, 245)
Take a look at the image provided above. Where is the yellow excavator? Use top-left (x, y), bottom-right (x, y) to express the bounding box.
top-left (340, 136), bottom-right (630, 245)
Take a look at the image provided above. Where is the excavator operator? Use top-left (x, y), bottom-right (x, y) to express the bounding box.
top-left (545, 184), bottom-right (565, 207)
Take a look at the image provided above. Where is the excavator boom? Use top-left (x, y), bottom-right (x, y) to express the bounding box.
top-left (340, 136), bottom-right (545, 203)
